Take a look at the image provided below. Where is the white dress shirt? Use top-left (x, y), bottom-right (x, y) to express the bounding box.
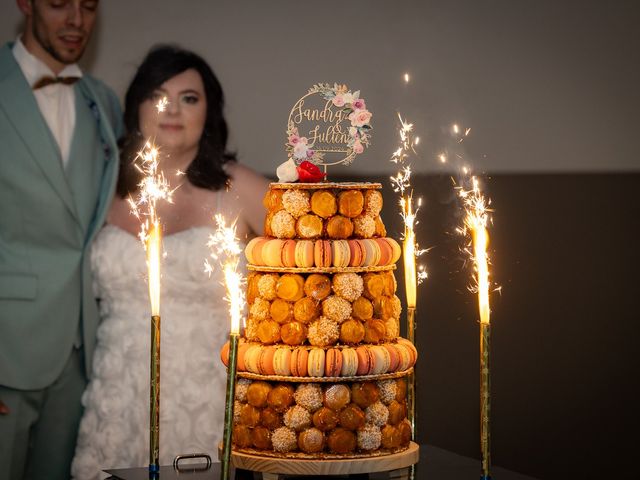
top-left (12, 38), bottom-right (83, 169)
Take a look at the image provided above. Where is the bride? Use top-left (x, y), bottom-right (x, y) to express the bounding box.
top-left (71, 45), bottom-right (268, 478)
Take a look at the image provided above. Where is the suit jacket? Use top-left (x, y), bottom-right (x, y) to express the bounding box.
top-left (0, 43), bottom-right (122, 390)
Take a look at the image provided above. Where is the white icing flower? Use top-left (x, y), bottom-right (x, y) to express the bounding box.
top-left (276, 158), bottom-right (299, 182)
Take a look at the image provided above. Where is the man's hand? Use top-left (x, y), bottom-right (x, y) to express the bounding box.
top-left (0, 399), bottom-right (9, 415)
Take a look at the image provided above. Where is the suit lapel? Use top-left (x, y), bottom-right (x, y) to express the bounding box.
top-left (0, 45), bottom-right (80, 226)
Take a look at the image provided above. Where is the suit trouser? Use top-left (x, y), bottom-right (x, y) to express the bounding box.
top-left (0, 347), bottom-right (87, 480)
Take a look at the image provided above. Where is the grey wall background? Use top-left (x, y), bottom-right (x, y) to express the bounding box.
top-left (2, 0), bottom-right (638, 174)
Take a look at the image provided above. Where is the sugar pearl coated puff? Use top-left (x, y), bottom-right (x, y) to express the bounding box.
top-left (328, 427), bottom-right (357, 454)
top-left (294, 239), bottom-right (315, 267)
top-left (290, 348), bottom-right (309, 377)
top-left (243, 316), bottom-right (260, 342)
top-left (267, 384), bottom-right (295, 413)
top-left (357, 424), bottom-right (382, 451)
top-left (307, 348), bottom-right (326, 377)
top-left (298, 427), bottom-right (325, 453)
top-left (250, 297), bottom-right (270, 321)
top-left (340, 348), bottom-right (359, 377)
top-left (276, 274), bottom-right (305, 301)
top-left (296, 214), bottom-right (323, 239)
top-left (377, 379), bottom-right (398, 405)
top-left (321, 295), bottom-right (352, 323)
top-left (332, 272), bottom-right (364, 302)
top-left (294, 383), bottom-right (323, 412)
top-left (304, 274), bottom-right (332, 301)
top-left (280, 321), bottom-right (307, 346)
top-left (272, 426), bottom-right (298, 453)
top-left (364, 189), bottom-right (383, 217)
top-left (313, 239), bottom-right (332, 267)
top-left (261, 407), bottom-right (283, 430)
top-left (273, 347), bottom-right (292, 376)
top-left (324, 384), bottom-right (351, 411)
top-left (257, 274), bottom-right (279, 300)
top-left (270, 210), bottom-right (296, 239)
top-left (338, 190), bottom-right (364, 218)
top-left (282, 188), bottom-right (311, 218)
top-left (326, 215), bottom-right (354, 239)
top-left (310, 190), bottom-right (337, 218)
top-left (353, 214), bottom-right (375, 238)
top-left (331, 239), bottom-right (351, 267)
top-left (324, 348), bottom-right (343, 377)
top-left (307, 317), bottom-right (339, 347)
top-left (246, 381), bottom-right (272, 408)
top-left (284, 405), bottom-right (312, 431)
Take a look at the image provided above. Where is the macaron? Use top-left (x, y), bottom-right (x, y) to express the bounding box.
top-left (397, 338), bottom-right (418, 367)
top-left (355, 345), bottom-right (374, 376)
top-left (361, 239), bottom-right (381, 267)
top-left (220, 341), bottom-right (230, 367)
top-left (245, 236), bottom-right (267, 265)
top-left (314, 240), bottom-right (332, 267)
top-left (281, 239), bottom-right (297, 267)
top-left (331, 240), bottom-right (351, 268)
top-left (273, 347), bottom-right (292, 376)
top-left (387, 237), bottom-right (402, 264)
top-left (259, 345), bottom-right (277, 375)
top-left (244, 345), bottom-right (263, 374)
top-left (341, 348), bottom-right (358, 377)
top-left (325, 348), bottom-right (343, 377)
top-left (295, 240), bottom-right (315, 268)
top-left (262, 239), bottom-right (285, 267)
top-left (307, 348), bottom-right (326, 377)
top-left (369, 345), bottom-right (391, 375)
top-left (383, 344), bottom-right (401, 373)
top-left (395, 343), bottom-right (412, 371)
top-left (236, 342), bottom-right (252, 372)
top-left (347, 239), bottom-right (365, 267)
top-left (290, 348), bottom-right (309, 377)
top-left (375, 238), bottom-right (394, 266)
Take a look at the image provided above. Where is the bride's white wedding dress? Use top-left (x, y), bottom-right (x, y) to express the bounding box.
top-left (72, 224), bottom-right (235, 479)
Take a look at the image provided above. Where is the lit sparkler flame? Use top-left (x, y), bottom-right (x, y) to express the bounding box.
top-left (128, 141), bottom-right (175, 316)
top-left (156, 96), bottom-right (168, 113)
top-left (404, 73), bottom-right (410, 83)
top-left (389, 114), bottom-right (428, 308)
top-left (457, 176), bottom-right (493, 324)
top-left (206, 214), bottom-right (245, 335)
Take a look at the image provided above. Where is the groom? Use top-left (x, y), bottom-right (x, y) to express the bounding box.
top-left (0, 1), bottom-right (122, 478)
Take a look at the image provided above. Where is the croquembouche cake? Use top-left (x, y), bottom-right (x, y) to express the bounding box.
top-left (220, 84), bottom-right (418, 461)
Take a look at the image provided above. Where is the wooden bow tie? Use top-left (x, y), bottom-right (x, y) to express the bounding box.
top-left (32, 75), bottom-right (80, 90)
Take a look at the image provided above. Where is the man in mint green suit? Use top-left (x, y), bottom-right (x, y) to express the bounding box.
top-left (0, 1), bottom-right (122, 478)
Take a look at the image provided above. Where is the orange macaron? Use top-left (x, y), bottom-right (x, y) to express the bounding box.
top-left (259, 346), bottom-right (277, 376)
top-left (314, 240), bottom-right (332, 268)
top-left (355, 345), bottom-right (374, 376)
top-left (262, 239), bottom-right (285, 267)
top-left (375, 238), bottom-right (393, 266)
top-left (236, 342), bottom-right (252, 372)
top-left (387, 237), bottom-right (402, 264)
top-left (290, 348), bottom-right (309, 377)
top-left (281, 239), bottom-right (297, 267)
top-left (325, 348), bottom-right (343, 377)
top-left (347, 239), bottom-right (365, 267)
top-left (383, 344), bottom-right (401, 373)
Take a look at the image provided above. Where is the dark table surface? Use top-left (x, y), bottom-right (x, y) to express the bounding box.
top-left (105, 444), bottom-right (538, 480)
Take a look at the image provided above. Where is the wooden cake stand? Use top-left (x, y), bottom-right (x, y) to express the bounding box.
top-left (221, 442), bottom-right (419, 479)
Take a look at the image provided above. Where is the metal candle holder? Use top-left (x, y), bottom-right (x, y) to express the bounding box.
top-left (220, 332), bottom-right (239, 480)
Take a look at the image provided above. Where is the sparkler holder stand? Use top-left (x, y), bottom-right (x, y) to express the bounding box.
top-left (149, 314), bottom-right (161, 474)
top-left (480, 322), bottom-right (491, 480)
top-left (221, 333), bottom-right (240, 480)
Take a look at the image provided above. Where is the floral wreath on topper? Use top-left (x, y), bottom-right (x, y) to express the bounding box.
top-left (277, 83), bottom-right (373, 183)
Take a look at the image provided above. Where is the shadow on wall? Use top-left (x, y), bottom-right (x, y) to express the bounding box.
top-left (332, 171), bottom-right (638, 480)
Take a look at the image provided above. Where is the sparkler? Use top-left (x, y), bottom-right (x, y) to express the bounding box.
top-left (457, 175), bottom-right (494, 480)
top-left (206, 214), bottom-right (245, 480)
top-left (389, 113), bottom-right (427, 439)
top-left (127, 97), bottom-right (175, 474)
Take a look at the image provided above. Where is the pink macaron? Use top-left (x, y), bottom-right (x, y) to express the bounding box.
top-left (290, 348), bottom-right (309, 377)
top-left (356, 345), bottom-right (375, 376)
top-left (383, 344), bottom-right (401, 373)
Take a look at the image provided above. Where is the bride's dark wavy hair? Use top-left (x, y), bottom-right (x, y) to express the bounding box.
top-left (116, 45), bottom-right (236, 197)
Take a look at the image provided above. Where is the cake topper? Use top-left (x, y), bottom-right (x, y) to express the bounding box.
top-left (277, 83), bottom-right (373, 182)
